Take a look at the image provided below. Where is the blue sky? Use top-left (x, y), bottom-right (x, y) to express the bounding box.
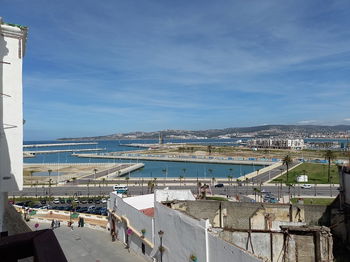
top-left (2, 0), bottom-right (350, 140)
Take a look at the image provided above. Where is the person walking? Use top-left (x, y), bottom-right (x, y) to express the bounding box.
top-left (51, 219), bottom-right (55, 229)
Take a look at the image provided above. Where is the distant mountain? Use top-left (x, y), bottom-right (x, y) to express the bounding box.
top-left (57, 125), bottom-right (350, 141)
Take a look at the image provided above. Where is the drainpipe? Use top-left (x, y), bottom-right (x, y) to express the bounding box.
top-left (205, 220), bottom-right (210, 262)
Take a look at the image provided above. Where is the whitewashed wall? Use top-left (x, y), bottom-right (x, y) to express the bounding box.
top-left (155, 189), bottom-right (195, 202)
top-left (154, 201), bottom-right (208, 262)
top-left (0, 23), bottom-right (26, 192)
top-left (208, 233), bottom-right (261, 262)
top-left (109, 193), bottom-right (154, 259)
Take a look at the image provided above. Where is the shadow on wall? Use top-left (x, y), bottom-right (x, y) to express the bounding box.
top-left (0, 25), bottom-right (20, 192)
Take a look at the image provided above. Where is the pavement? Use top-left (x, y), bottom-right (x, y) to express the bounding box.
top-left (27, 221), bottom-right (146, 262)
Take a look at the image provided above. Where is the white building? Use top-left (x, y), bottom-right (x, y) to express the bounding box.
top-left (0, 18), bottom-right (27, 234)
top-left (247, 138), bottom-right (305, 150)
top-left (108, 189), bottom-right (261, 262)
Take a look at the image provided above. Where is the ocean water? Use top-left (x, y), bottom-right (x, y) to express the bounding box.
top-left (24, 139), bottom-right (263, 178)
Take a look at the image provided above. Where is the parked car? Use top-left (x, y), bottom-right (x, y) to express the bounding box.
top-left (40, 200), bottom-right (46, 205)
top-left (53, 199), bottom-right (60, 204)
top-left (80, 199), bottom-right (87, 204)
top-left (74, 199), bottom-right (79, 204)
top-left (88, 205), bottom-right (96, 211)
top-left (79, 207), bottom-right (88, 213)
top-left (214, 183), bottom-right (224, 188)
top-left (301, 184), bottom-right (312, 189)
top-left (94, 199), bottom-right (101, 204)
top-left (101, 198), bottom-right (107, 204)
top-left (269, 198), bottom-right (278, 203)
top-left (66, 199), bottom-right (72, 204)
top-left (88, 199), bottom-right (94, 204)
top-left (59, 199), bottom-right (65, 204)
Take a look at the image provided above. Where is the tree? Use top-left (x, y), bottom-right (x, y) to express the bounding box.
top-left (207, 145), bottom-right (212, 155)
top-left (227, 175), bottom-right (233, 186)
top-left (147, 180), bottom-right (152, 193)
top-left (125, 177), bottom-right (130, 188)
top-left (324, 150), bottom-right (336, 183)
top-left (282, 155), bottom-right (293, 183)
top-left (253, 187), bottom-right (260, 202)
top-left (179, 176), bottom-right (184, 186)
top-left (30, 170), bottom-right (34, 187)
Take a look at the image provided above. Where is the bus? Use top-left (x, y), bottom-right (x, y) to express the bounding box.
top-left (113, 185), bottom-right (128, 194)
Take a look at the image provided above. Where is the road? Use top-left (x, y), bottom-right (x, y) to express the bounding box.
top-left (26, 221), bottom-right (146, 262)
top-left (13, 183), bottom-right (339, 199)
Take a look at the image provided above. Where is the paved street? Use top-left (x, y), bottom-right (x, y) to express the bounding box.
top-left (27, 221), bottom-right (146, 262)
top-left (14, 183), bottom-right (340, 199)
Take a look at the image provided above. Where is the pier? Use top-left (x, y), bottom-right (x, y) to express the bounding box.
top-left (24, 148), bottom-right (105, 155)
top-left (23, 142), bottom-right (98, 148)
top-left (73, 152), bottom-right (276, 165)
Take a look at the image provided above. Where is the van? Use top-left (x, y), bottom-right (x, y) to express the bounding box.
top-left (113, 185), bottom-right (128, 194)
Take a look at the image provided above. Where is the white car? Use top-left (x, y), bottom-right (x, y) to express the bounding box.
top-left (101, 198), bottom-right (107, 204)
top-left (53, 198), bottom-right (60, 204)
top-left (301, 184), bottom-right (312, 189)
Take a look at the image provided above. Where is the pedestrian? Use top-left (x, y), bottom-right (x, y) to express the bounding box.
top-left (70, 221), bottom-right (74, 230)
top-left (51, 219), bottom-right (55, 229)
top-left (58, 221), bottom-right (60, 227)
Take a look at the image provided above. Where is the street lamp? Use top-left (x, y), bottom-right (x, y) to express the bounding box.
top-left (158, 230), bottom-right (164, 262)
top-left (48, 169), bottom-right (52, 205)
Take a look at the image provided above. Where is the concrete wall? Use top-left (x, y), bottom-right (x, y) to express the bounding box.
top-left (172, 201), bottom-right (328, 230)
top-left (4, 204), bottom-right (31, 235)
top-left (155, 189), bottom-right (195, 202)
top-left (220, 228), bottom-right (333, 262)
top-left (0, 23), bottom-right (26, 192)
top-left (154, 201), bottom-right (261, 262)
top-left (154, 202), bottom-right (208, 262)
top-left (208, 233), bottom-right (261, 262)
top-left (109, 193), bottom-right (154, 260)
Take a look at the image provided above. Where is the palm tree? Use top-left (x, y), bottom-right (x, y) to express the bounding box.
top-left (207, 145), bottom-right (212, 155)
top-left (227, 175), bottom-right (233, 186)
top-left (282, 155), bottom-right (293, 183)
top-left (30, 170), bottom-right (34, 187)
top-left (179, 176), bottom-right (184, 186)
top-left (147, 180), bottom-right (152, 193)
top-left (324, 150), bottom-right (336, 183)
top-left (125, 177), bottom-right (130, 188)
top-left (253, 187), bottom-right (260, 202)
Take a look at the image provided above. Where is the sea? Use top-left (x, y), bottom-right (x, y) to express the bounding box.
top-left (23, 139), bottom-right (264, 179)
top-left (24, 138), bottom-right (346, 179)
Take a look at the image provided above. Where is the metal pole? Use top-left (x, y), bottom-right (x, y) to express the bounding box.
top-left (48, 169), bottom-right (52, 205)
top-left (160, 236), bottom-right (163, 262)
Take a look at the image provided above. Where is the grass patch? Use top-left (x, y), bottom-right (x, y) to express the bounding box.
top-left (272, 163), bottom-right (339, 184)
top-left (206, 196), bottom-right (228, 201)
top-left (290, 198), bottom-right (334, 205)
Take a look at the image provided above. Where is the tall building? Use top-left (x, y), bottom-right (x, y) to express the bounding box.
top-left (0, 18), bottom-right (27, 235)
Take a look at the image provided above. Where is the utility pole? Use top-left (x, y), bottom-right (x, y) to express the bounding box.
top-left (48, 169), bottom-right (52, 205)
